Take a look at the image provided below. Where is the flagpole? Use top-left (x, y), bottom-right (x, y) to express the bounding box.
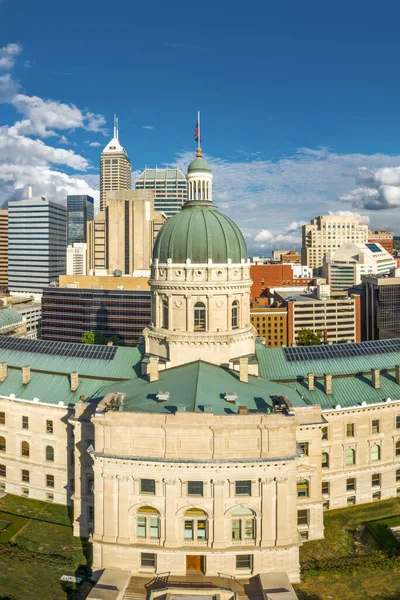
top-left (198, 110), bottom-right (201, 148)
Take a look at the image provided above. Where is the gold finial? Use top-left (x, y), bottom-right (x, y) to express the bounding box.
top-left (196, 146), bottom-right (202, 158)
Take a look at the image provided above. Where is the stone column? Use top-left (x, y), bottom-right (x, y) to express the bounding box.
top-left (186, 295), bottom-right (192, 332)
top-left (212, 479), bottom-right (226, 548)
top-left (260, 477), bottom-right (276, 547)
top-left (167, 293), bottom-right (172, 330)
top-left (164, 479), bottom-right (178, 547)
top-left (102, 474), bottom-right (117, 543)
top-left (92, 464), bottom-right (104, 542)
top-left (72, 420), bottom-right (82, 537)
top-left (117, 475), bottom-right (130, 545)
top-left (276, 477), bottom-right (291, 546)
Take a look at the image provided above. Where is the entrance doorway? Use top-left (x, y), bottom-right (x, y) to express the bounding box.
top-left (186, 555), bottom-right (205, 573)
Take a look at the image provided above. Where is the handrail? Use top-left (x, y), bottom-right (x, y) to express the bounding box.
top-left (217, 573), bottom-right (245, 588)
top-left (154, 572), bottom-right (171, 578)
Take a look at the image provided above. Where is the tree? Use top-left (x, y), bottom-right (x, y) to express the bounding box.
top-left (296, 328), bottom-right (323, 347)
top-left (81, 331), bottom-right (96, 344)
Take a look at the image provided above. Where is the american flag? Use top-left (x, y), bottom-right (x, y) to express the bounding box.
top-left (194, 122), bottom-right (199, 142)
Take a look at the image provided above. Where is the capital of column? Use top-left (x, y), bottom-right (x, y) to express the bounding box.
top-left (164, 478), bottom-right (177, 485)
top-left (212, 480), bottom-right (225, 487)
top-left (276, 477), bottom-right (288, 484)
top-left (260, 477), bottom-right (275, 485)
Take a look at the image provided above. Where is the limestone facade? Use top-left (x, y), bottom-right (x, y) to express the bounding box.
top-left (144, 261), bottom-right (256, 368)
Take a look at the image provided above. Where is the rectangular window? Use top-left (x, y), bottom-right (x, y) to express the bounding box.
top-left (184, 520), bottom-right (194, 540)
top-left (137, 516), bottom-right (146, 538)
top-left (235, 480), bottom-right (251, 495)
top-left (22, 416), bottom-right (29, 430)
top-left (299, 442), bottom-right (309, 456)
top-left (0, 464), bottom-right (5, 477)
top-left (141, 553), bottom-right (156, 569)
top-left (22, 488), bottom-right (29, 497)
top-left (396, 469), bottom-right (400, 482)
top-left (372, 419), bottom-right (380, 434)
top-left (346, 423), bottom-right (354, 437)
top-left (347, 496), bottom-right (356, 505)
top-left (88, 506), bottom-right (94, 522)
top-left (140, 479), bottom-right (155, 494)
top-left (300, 530), bottom-right (309, 540)
top-left (22, 469), bottom-right (29, 483)
top-left (46, 420), bottom-right (53, 434)
top-left (372, 474), bottom-right (381, 487)
top-left (322, 481), bottom-right (329, 496)
top-left (321, 427), bottom-right (328, 440)
top-left (396, 416), bottom-right (400, 429)
top-left (346, 478), bottom-right (356, 491)
top-left (323, 500), bottom-right (329, 510)
top-left (236, 555), bottom-right (252, 570)
top-left (46, 474), bottom-right (54, 488)
top-left (87, 477), bottom-right (94, 494)
top-left (372, 491), bottom-right (381, 501)
top-left (0, 411), bottom-right (4, 425)
top-left (297, 509), bottom-right (308, 526)
top-left (187, 481), bottom-right (204, 496)
top-left (46, 493), bottom-right (54, 502)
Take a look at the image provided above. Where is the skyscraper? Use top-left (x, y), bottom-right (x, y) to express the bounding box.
top-left (135, 168), bottom-right (187, 216)
top-left (302, 214), bottom-right (368, 275)
top-left (100, 116), bottom-right (131, 211)
top-left (67, 194), bottom-right (94, 246)
top-left (0, 210), bottom-right (8, 290)
top-left (8, 195), bottom-right (66, 293)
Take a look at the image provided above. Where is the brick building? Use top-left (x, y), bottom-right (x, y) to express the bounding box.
top-left (250, 301), bottom-right (287, 346)
top-left (250, 264), bottom-right (313, 301)
top-left (368, 230), bottom-right (394, 255)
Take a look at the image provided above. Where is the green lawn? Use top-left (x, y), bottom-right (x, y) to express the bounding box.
top-left (365, 515), bottom-right (400, 551)
top-left (295, 498), bottom-right (400, 600)
top-left (0, 494), bottom-right (92, 600)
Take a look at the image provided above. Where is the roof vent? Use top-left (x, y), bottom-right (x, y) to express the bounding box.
top-left (156, 391), bottom-right (170, 403)
top-left (224, 392), bottom-right (237, 404)
top-left (203, 405), bottom-right (213, 413)
top-left (33, 397), bottom-right (40, 403)
top-left (238, 405), bottom-right (248, 415)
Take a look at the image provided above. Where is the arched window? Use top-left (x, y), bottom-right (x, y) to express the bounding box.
top-left (194, 302), bottom-right (206, 332)
top-left (162, 298), bottom-right (169, 329)
top-left (322, 452), bottom-right (329, 468)
top-left (345, 448), bottom-right (355, 465)
top-left (21, 441), bottom-right (29, 457)
top-left (0, 436), bottom-right (5, 452)
top-left (297, 479), bottom-right (309, 498)
top-left (137, 506), bottom-right (160, 539)
top-left (396, 441), bottom-right (400, 457)
top-left (231, 507), bottom-right (255, 540)
top-left (371, 444), bottom-right (381, 462)
top-left (46, 446), bottom-right (54, 461)
top-left (232, 301), bottom-right (239, 329)
top-left (184, 508), bottom-right (207, 540)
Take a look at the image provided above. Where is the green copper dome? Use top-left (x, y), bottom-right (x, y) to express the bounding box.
top-left (153, 201), bottom-right (248, 264)
top-left (187, 156), bottom-right (212, 173)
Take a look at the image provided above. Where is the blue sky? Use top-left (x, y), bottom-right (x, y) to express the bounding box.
top-left (2, 0), bottom-right (400, 253)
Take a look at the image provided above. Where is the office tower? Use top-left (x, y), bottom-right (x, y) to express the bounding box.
top-left (250, 301), bottom-right (288, 346)
top-left (362, 273), bottom-right (400, 340)
top-left (8, 196), bottom-right (66, 293)
top-left (67, 243), bottom-right (87, 276)
top-left (368, 230), bottom-right (394, 254)
top-left (135, 168), bottom-right (187, 216)
top-left (87, 190), bottom-right (165, 276)
top-left (323, 242), bottom-right (396, 296)
top-left (273, 286), bottom-right (361, 344)
top-left (67, 194), bottom-right (94, 246)
top-left (0, 210), bottom-right (8, 289)
top-left (302, 215), bottom-right (368, 275)
top-left (100, 116), bottom-right (131, 211)
top-left (41, 286), bottom-right (151, 346)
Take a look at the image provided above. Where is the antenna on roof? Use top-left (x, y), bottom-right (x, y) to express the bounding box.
top-left (114, 114), bottom-right (119, 140)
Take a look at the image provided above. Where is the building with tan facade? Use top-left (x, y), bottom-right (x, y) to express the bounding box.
top-left (2, 149), bottom-right (400, 596)
top-left (302, 215), bottom-right (369, 275)
top-left (87, 190), bottom-right (166, 276)
top-left (250, 301), bottom-right (287, 346)
top-left (0, 210), bottom-right (8, 289)
top-left (100, 117), bottom-right (132, 211)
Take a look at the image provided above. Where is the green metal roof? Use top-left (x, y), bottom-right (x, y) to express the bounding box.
top-left (187, 157), bottom-right (211, 173)
top-left (256, 342), bottom-right (400, 381)
top-left (0, 344), bottom-right (143, 380)
top-left (0, 308), bottom-right (23, 329)
top-left (97, 360), bottom-right (307, 414)
top-left (136, 168), bottom-right (186, 180)
top-left (284, 372), bottom-right (400, 410)
top-left (153, 201), bottom-right (248, 264)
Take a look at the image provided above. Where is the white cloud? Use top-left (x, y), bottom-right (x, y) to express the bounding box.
top-left (58, 135), bottom-right (70, 145)
top-left (9, 94), bottom-right (107, 138)
top-left (328, 210), bottom-right (370, 225)
top-left (340, 165), bottom-right (400, 211)
top-left (0, 43), bottom-right (22, 70)
top-left (88, 141), bottom-right (101, 147)
top-left (0, 73), bottom-right (19, 102)
top-left (142, 125), bottom-right (154, 130)
top-left (174, 148), bottom-right (400, 254)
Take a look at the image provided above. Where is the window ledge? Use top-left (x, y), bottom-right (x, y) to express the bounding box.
top-left (183, 540), bottom-right (208, 546)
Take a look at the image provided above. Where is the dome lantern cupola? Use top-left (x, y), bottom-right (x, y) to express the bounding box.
top-left (187, 146), bottom-right (213, 202)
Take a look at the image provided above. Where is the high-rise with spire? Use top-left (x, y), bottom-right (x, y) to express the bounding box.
top-left (99, 115), bottom-right (131, 211)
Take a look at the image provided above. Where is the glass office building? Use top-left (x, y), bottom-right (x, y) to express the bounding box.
top-left (135, 168), bottom-right (187, 217)
top-left (67, 195), bottom-right (94, 246)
